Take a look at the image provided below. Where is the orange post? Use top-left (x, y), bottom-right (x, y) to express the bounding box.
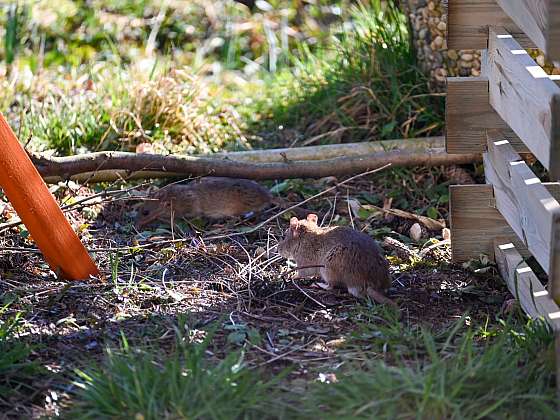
top-left (0, 113), bottom-right (99, 280)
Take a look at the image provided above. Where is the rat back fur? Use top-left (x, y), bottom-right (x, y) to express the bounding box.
top-left (278, 214), bottom-right (394, 305)
top-left (137, 177), bottom-right (272, 227)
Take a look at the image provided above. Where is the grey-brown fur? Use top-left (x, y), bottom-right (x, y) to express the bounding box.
top-left (136, 177), bottom-right (272, 227)
top-left (278, 214), bottom-right (395, 306)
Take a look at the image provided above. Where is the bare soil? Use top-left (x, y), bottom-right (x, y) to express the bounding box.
top-left (0, 170), bottom-right (509, 418)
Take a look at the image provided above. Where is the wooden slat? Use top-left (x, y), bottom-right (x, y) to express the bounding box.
top-left (495, 0), bottom-right (560, 61)
top-left (488, 27), bottom-right (560, 178)
top-left (484, 132), bottom-right (560, 303)
top-left (484, 133), bottom-right (560, 277)
top-left (449, 184), bottom-right (527, 262)
top-left (446, 77), bottom-right (528, 154)
top-left (447, 0), bottom-right (535, 50)
top-left (544, 182), bottom-right (560, 201)
top-left (494, 240), bottom-right (560, 331)
top-left (557, 334), bottom-right (560, 401)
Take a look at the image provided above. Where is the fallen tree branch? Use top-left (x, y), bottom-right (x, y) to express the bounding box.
top-left (211, 136), bottom-right (445, 162)
top-left (34, 147), bottom-right (481, 183)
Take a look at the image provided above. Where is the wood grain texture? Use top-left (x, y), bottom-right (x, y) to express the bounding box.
top-left (494, 240), bottom-right (560, 331)
top-left (449, 184), bottom-right (527, 262)
top-left (447, 0), bottom-right (534, 50)
top-left (446, 77), bottom-right (528, 154)
top-left (550, 2), bottom-right (560, 62)
top-left (544, 182), bottom-right (560, 201)
top-left (495, 0), bottom-right (560, 61)
top-left (488, 27), bottom-right (560, 177)
top-left (484, 134), bottom-right (560, 275)
top-left (557, 334), bottom-right (560, 400)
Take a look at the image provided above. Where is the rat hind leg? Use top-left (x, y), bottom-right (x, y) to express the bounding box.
top-left (347, 286), bottom-right (364, 298)
top-left (319, 267), bottom-right (348, 290)
top-left (316, 282), bottom-right (333, 290)
top-left (367, 287), bottom-right (399, 308)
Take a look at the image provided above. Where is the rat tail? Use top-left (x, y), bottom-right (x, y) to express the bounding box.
top-left (366, 287), bottom-right (399, 309)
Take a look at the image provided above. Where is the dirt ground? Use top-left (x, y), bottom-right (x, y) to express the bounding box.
top-left (0, 170), bottom-right (510, 418)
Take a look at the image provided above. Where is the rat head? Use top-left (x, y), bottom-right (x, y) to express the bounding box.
top-left (277, 213), bottom-right (319, 258)
top-left (136, 197), bottom-right (169, 228)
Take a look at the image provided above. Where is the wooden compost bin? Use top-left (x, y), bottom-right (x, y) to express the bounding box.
top-left (446, 0), bottom-right (560, 395)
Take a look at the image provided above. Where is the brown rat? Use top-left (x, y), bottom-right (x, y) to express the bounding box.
top-left (277, 213), bottom-right (395, 306)
top-left (136, 177), bottom-right (273, 228)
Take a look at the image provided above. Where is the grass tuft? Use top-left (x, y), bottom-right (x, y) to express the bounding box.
top-left (300, 318), bottom-right (557, 419)
top-left (0, 305), bottom-right (41, 396)
top-left (68, 318), bottom-right (282, 419)
top-left (243, 0), bottom-right (444, 146)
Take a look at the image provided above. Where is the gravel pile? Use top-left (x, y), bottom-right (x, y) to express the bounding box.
top-left (402, 0), bottom-right (481, 92)
top-left (402, 0), bottom-right (560, 91)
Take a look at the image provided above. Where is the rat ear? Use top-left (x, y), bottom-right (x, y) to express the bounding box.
top-left (289, 217), bottom-right (299, 229)
top-left (306, 213), bottom-right (318, 224)
top-left (289, 217), bottom-right (301, 237)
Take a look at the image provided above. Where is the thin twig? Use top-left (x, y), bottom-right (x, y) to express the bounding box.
top-left (291, 280), bottom-right (326, 308)
top-left (203, 164), bottom-right (391, 241)
top-left (87, 165), bottom-right (392, 253)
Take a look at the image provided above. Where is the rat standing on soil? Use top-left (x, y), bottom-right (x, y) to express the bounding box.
top-left (136, 177), bottom-right (273, 228)
top-left (278, 214), bottom-right (396, 307)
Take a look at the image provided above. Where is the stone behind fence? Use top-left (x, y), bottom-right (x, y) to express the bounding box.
top-left (401, 0), bottom-right (556, 92)
top-left (402, 0), bottom-right (481, 92)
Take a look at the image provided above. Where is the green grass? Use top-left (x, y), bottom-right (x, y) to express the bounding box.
top-left (66, 308), bottom-right (558, 420)
top-left (0, 304), bottom-right (42, 396)
top-left (4, 63), bottom-right (250, 155)
top-left (68, 318), bottom-right (284, 419)
top-left (3, 1), bottom-right (444, 157)
top-left (1, 0), bottom-right (357, 71)
top-left (298, 317), bottom-right (558, 420)
top-left (241, 0), bottom-right (444, 145)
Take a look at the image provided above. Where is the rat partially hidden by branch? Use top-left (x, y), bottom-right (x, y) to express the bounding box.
top-left (278, 213), bottom-right (396, 307)
top-left (136, 177), bottom-right (273, 228)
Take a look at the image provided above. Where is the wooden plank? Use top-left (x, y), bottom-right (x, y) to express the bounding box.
top-left (488, 27), bottom-right (560, 178)
top-left (484, 136), bottom-right (560, 302)
top-left (484, 133), bottom-right (560, 278)
top-left (494, 240), bottom-right (560, 331)
top-left (556, 334), bottom-right (560, 401)
top-left (449, 184), bottom-right (527, 262)
top-left (495, 0), bottom-right (560, 61)
top-left (446, 77), bottom-right (528, 154)
top-left (447, 0), bottom-right (535, 50)
top-left (544, 182), bottom-right (560, 201)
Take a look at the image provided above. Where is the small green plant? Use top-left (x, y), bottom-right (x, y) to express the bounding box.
top-left (0, 305), bottom-right (41, 395)
top-left (68, 319), bottom-right (282, 419)
top-left (4, 3), bottom-right (19, 66)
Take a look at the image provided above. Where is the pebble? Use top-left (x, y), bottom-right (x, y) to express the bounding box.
top-left (402, 0), bottom-right (481, 91)
top-left (447, 49), bottom-right (458, 60)
top-left (410, 223), bottom-right (423, 242)
top-left (403, 0), bottom-right (558, 91)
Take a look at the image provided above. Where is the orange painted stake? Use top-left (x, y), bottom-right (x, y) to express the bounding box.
top-left (0, 113), bottom-right (99, 280)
